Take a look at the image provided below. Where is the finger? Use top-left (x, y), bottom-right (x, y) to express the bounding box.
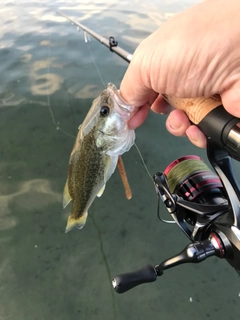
top-left (221, 81), bottom-right (240, 118)
top-left (120, 76), bottom-right (157, 107)
top-left (166, 109), bottom-right (191, 136)
top-left (128, 103), bottom-right (151, 129)
top-left (186, 125), bottom-right (207, 148)
top-left (120, 66), bottom-right (149, 106)
top-left (120, 46), bottom-right (157, 107)
top-left (151, 94), bottom-right (173, 114)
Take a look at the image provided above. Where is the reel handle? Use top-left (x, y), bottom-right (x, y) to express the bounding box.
top-left (162, 94), bottom-right (222, 124)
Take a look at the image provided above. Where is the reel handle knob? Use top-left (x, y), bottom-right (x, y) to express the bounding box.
top-left (112, 264), bottom-right (157, 294)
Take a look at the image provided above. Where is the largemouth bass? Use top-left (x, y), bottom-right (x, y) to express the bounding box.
top-left (63, 83), bottom-right (136, 232)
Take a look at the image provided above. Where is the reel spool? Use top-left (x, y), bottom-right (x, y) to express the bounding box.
top-left (164, 155), bottom-right (225, 205)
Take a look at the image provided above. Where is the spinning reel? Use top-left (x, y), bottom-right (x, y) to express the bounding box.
top-left (112, 139), bottom-right (240, 293)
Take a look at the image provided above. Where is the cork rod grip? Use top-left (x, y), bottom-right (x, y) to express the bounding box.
top-left (162, 94), bottom-right (222, 124)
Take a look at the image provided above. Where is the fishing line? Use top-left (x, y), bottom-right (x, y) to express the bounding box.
top-left (134, 142), bottom-right (153, 181)
top-left (135, 142), bottom-right (175, 224)
top-left (166, 158), bottom-right (210, 193)
top-left (46, 33), bottom-right (57, 126)
top-left (85, 33), bottom-right (106, 88)
top-left (46, 33), bottom-right (75, 139)
top-left (90, 206), bottom-right (117, 319)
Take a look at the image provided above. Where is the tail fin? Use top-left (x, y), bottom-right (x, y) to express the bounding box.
top-left (65, 212), bottom-right (88, 233)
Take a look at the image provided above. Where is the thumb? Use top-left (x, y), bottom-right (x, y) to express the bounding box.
top-left (221, 81), bottom-right (240, 118)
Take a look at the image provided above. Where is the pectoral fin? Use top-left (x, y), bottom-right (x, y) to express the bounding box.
top-left (65, 211), bottom-right (88, 233)
top-left (97, 184), bottom-right (106, 197)
top-left (63, 181), bottom-right (72, 209)
top-left (104, 155), bottom-right (118, 183)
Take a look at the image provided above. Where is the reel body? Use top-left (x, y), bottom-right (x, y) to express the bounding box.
top-left (112, 140), bottom-right (240, 293)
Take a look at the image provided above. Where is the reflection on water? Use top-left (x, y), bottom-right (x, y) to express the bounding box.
top-left (30, 58), bottom-right (64, 96)
top-left (0, 179), bottom-right (61, 231)
top-left (1, 0), bottom-right (240, 320)
top-left (73, 84), bottom-right (102, 99)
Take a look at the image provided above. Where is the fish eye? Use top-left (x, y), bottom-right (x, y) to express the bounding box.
top-left (100, 105), bottom-right (110, 117)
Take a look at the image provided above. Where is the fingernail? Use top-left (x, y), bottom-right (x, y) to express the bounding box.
top-left (186, 127), bottom-right (207, 148)
top-left (168, 114), bottom-right (181, 130)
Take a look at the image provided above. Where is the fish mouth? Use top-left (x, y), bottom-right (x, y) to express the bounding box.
top-left (107, 83), bottom-right (135, 114)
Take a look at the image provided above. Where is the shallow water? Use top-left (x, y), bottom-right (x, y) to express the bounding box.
top-left (1, 1), bottom-right (240, 319)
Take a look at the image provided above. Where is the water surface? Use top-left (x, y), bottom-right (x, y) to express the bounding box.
top-left (1, 1), bottom-right (240, 319)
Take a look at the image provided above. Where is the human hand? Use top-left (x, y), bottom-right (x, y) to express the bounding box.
top-left (120, 0), bottom-right (240, 148)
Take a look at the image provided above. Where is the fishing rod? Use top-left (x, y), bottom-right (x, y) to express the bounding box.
top-left (57, 11), bottom-right (132, 63)
top-left (58, 11), bottom-right (240, 293)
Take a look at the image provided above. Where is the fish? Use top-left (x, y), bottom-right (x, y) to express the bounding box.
top-left (63, 83), bottom-right (136, 232)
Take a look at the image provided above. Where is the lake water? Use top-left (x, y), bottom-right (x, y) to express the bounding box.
top-left (1, 1), bottom-right (240, 319)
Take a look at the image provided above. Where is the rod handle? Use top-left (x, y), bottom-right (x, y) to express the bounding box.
top-left (162, 94), bottom-right (222, 124)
